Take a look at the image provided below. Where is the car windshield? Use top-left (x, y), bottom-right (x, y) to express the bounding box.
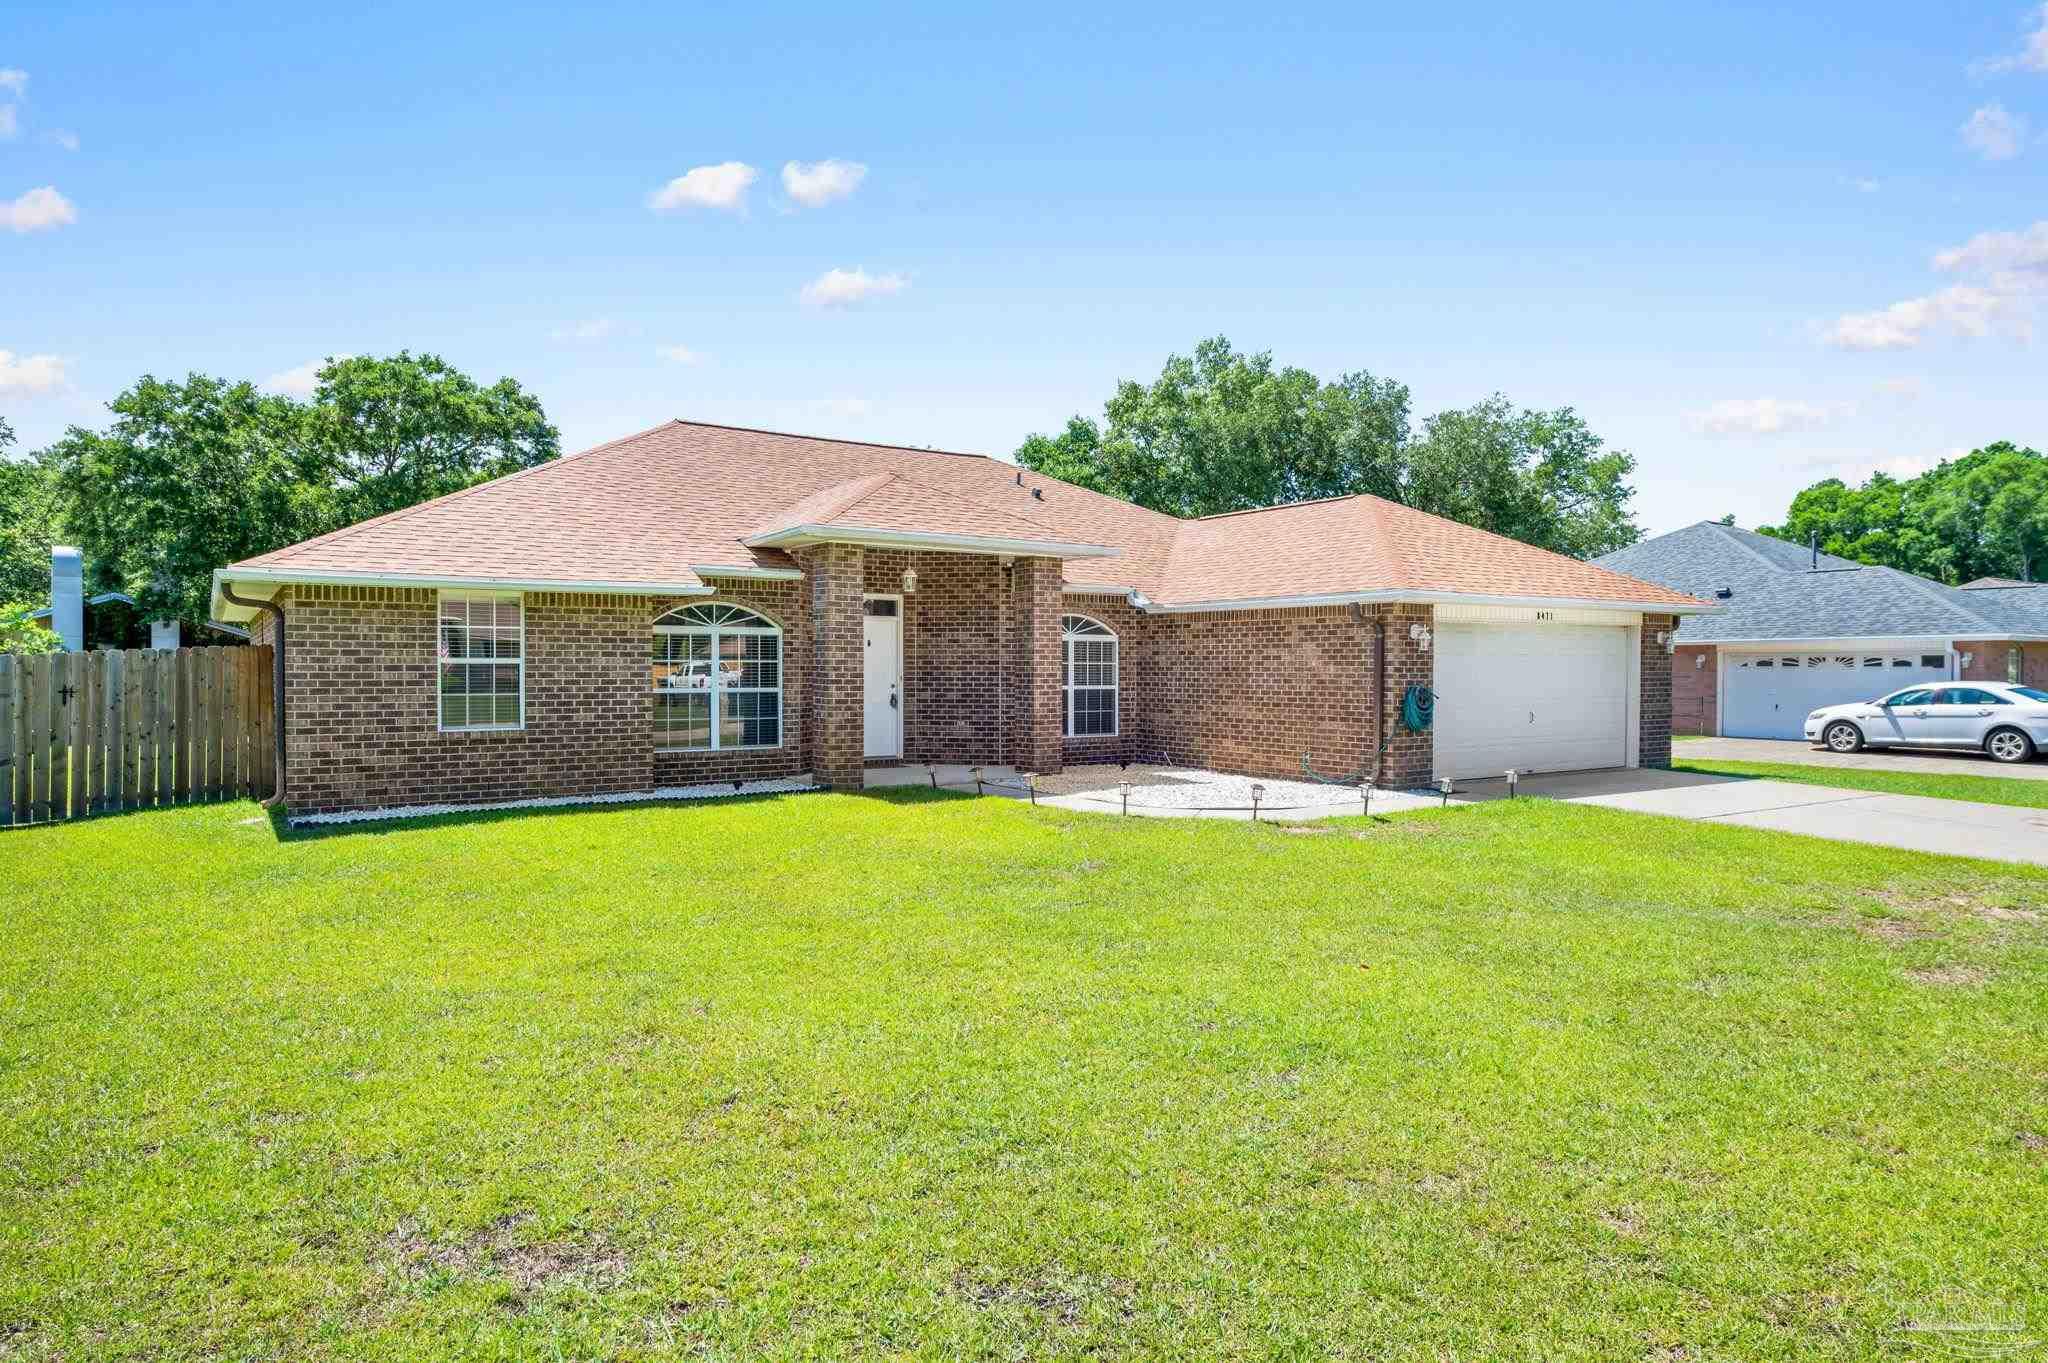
top-left (2012, 686), bottom-right (2048, 703)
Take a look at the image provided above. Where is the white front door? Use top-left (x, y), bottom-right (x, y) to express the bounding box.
top-left (863, 597), bottom-right (902, 759)
top-left (1432, 622), bottom-right (1631, 780)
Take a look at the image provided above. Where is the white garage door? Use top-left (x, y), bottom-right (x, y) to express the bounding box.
top-left (1433, 623), bottom-right (1631, 780)
top-left (1722, 651), bottom-right (1951, 740)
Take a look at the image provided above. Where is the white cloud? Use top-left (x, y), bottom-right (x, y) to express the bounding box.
top-left (1687, 397), bottom-right (1845, 437)
top-left (647, 161), bottom-right (757, 213)
top-left (781, 159), bottom-right (867, 208)
top-left (1875, 376), bottom-right (1925, 402)
top-left (1822, 218), bottom-right (2048, 350)
top-left (654, 345), bottom-right (701, 364)
top-left (799, 267), bottom-right (908, 308)
top-left (46, 129), bottom-right (77, 151)
top-left (0, 105), bottom-right (16, 140)
top-left (2, 186), bottom-right (76, 233)
top-left (1797, 450), bottom-right (1960, 483)
top-left (1978, 3), bottom-right (2048, 73)
top-left (1962, 103), bottom-right (2027, 161)
top-left (0, 69), bottom-right (24, 97)
top-left (0, 350), bottom-right (68, 396)
top-left (263, 355), bottom-right (353, 398)
top-left (550, 317), bottom-right (616, 342)
top-left (1931, 219), bottom-right (2048, 276)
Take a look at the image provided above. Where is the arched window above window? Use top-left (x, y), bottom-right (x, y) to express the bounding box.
top-left (1061, 615), bottom-right (1118, 738)
top-left (653, 603), bottom-right (782, 750)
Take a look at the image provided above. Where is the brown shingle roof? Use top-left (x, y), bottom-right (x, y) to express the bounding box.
top-left (221, 419), bottom-right (1706, 614)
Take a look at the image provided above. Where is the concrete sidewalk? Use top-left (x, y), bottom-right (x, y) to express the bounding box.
top-left (1454, 767), bottom-right (2048, 867)
top-left (1677, 735), bottom-right (2048, 781)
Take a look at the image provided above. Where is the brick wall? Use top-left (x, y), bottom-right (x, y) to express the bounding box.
top-left (1375, 605), bottom-right (1435, 786)
top-left (1638, 614), bottom-right (1676, 768)
top-left (1958, 639), bottom-right (2048, 688)
top-left (276, 584), bottom-right (655, 816)
top-left (1672, 644), bottom-right (1717, 735)
top-left (1130, 604), bottom-right (1381, 783)
top-left (796, 545), bottom-right (865, 789)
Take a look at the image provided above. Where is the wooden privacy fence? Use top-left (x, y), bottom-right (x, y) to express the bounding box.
top-left (0, 646), bottom-right (274, 827)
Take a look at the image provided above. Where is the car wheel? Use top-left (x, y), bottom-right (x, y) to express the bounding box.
top-left (1823, 721), bottom-right (1864, 753)
top-left (1985, 727), bottom-right (2036, 764)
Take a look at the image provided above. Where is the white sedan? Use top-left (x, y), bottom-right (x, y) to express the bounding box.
top-left (1804, 682), bottom-right (2048, 764)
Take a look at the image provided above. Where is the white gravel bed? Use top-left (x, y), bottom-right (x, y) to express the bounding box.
top-left (292, 778), bottom-right (819, 827)
top-left (1050, 767), bottom-right (1432, 816)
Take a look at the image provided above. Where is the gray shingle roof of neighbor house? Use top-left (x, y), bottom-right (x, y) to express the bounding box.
top-left (1593, 521), bottom-right (2048, 644)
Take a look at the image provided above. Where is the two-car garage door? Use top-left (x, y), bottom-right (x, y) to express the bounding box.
top-left (1431, 622), bottom-right (1632, 780)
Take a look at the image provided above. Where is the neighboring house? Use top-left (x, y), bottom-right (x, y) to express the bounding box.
top-left (210, 420), bottom-right (1711, 816)
top-left (32, 547), bottom-right (246, 651)
top-left (1594, 522), bottom-right (2048, 739)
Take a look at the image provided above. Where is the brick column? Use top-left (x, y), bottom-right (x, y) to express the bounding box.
top-left (1375, 604), bottom-right (1435, 787)
top-left (798, 544), bottom-right (866, 789)
top-left (1006, 556), bottom-right (1065, 774)
top-left (1638, 614), bottom-right (1675, 769)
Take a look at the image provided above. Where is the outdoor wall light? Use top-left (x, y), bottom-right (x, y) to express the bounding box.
top-left (1409, 623), bottom-right (1433, 651)
top-left (902, 568), bottom-right (917, 594)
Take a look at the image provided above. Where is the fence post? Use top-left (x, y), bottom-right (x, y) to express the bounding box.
top-left (136, 650), bottom-right (157, 808)
top-left (156, 652), bottom-right (175, 806)
top-left (12, 654), bottom-right (30, 825)
top-left (104, 649), bottom-right (125, 812)
top-left (68, 651), bottom-right (88, 819)
top-left (0, 654), bottom-right (13, 827)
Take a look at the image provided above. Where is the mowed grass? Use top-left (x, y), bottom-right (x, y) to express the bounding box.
top-left (1674, 756), bottom-right (2048, 810)
top-left (3, 793), bottom-right (2048, 1360)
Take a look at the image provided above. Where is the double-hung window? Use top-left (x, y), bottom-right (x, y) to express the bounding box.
top-left (653, 604), bottom-right (782, 749)
top-left (1062, 614), bottom-right (1119, 737)
top-left (438, 590), bottom-right (524, 730)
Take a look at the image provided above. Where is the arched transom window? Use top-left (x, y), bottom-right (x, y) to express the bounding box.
top-left (1062, 614), bottom-right (1118, 738)
top-left (653, 603), bottom-right (782, 750)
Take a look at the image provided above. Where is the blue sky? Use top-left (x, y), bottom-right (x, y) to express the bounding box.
top-left (3, 1), bottom-right (2046, 535)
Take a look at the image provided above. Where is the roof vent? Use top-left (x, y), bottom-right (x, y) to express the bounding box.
top-left (1031, 487), bottom-right (1043, 499)
top-left (1715, 586), bottom-right (1734, 599)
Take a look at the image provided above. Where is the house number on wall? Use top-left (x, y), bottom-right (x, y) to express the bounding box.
top-left (1534, 611), bottom-right (1555, 622)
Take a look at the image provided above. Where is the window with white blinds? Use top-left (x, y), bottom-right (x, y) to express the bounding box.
top-left (1062, 614), bottom-right (1119, 738)
top-left (437, 591), bottom-right (524, 730)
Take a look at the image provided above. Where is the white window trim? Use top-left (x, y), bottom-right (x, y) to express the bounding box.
top-left (1061, 614), bottom-right (1119, 739)
top-left (653, 604), bottom-right (785, 752)
top-left (437, 590), bottom-right (526, 733)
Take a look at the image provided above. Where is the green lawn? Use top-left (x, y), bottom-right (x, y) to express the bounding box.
top-left (1674, 756), bottom-right (2048, 810)
top-left (4, 793), bottom-right (2047, 1360)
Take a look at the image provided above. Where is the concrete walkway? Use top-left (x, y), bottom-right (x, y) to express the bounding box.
top-left (1678, 735), bottom-right (2048, 781)
top-left (1454, 767), bottom-right (2048, 867)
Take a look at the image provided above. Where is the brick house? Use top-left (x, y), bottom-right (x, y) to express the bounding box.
top-left (1595, 521), bottom-right (2048, 739)
top-left (211, 421), bottom-right (1711, 816)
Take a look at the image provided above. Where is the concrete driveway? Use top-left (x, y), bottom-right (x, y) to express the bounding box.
top-left (1678, 735), bottom-right (2048, 781)
top-left (1453, 767), bottom-right (2048, 867)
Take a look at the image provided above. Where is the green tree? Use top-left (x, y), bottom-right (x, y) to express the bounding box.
top-left (1760, 442), bottom-right (2048, 583)
top-left (1016, 337), bottom-right (1639, 556)
top-left (0, 418), bottom-right (65, 604)
top-left (306, 352), bottom-right (559, 523)
top-left (43, 375), bottom-right (333, 627)
top-left (0, 602), bottom-right (62, 655)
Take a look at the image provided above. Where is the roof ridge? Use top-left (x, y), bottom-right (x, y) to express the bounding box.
top-left (669, 418), bottom-right (994, 461)
top-left (1702, 520), bottom-right (1804, 574)
top-left (837, 467), bottom-right (1074, 536)
top-left (237, 417), bottom-right (677, 569)
top-left (1193, 493), bottom-right (1367, 521)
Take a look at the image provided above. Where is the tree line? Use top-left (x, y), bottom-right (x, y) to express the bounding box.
top-left (1016, 337), bottom-right (1642, 560)
top-left (1757, 441), bottom-right (2047, 585)
top-left (0, 354), bottom-right (558, 632)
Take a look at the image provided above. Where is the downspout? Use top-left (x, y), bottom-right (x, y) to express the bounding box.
top-left (217, 582), bottom-right (287, 807)
top-left (1373, 610), bottom-right (1387, 785)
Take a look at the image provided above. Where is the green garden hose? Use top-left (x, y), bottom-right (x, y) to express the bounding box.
top-left (1401, 685), bottom-right (1436, 733)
